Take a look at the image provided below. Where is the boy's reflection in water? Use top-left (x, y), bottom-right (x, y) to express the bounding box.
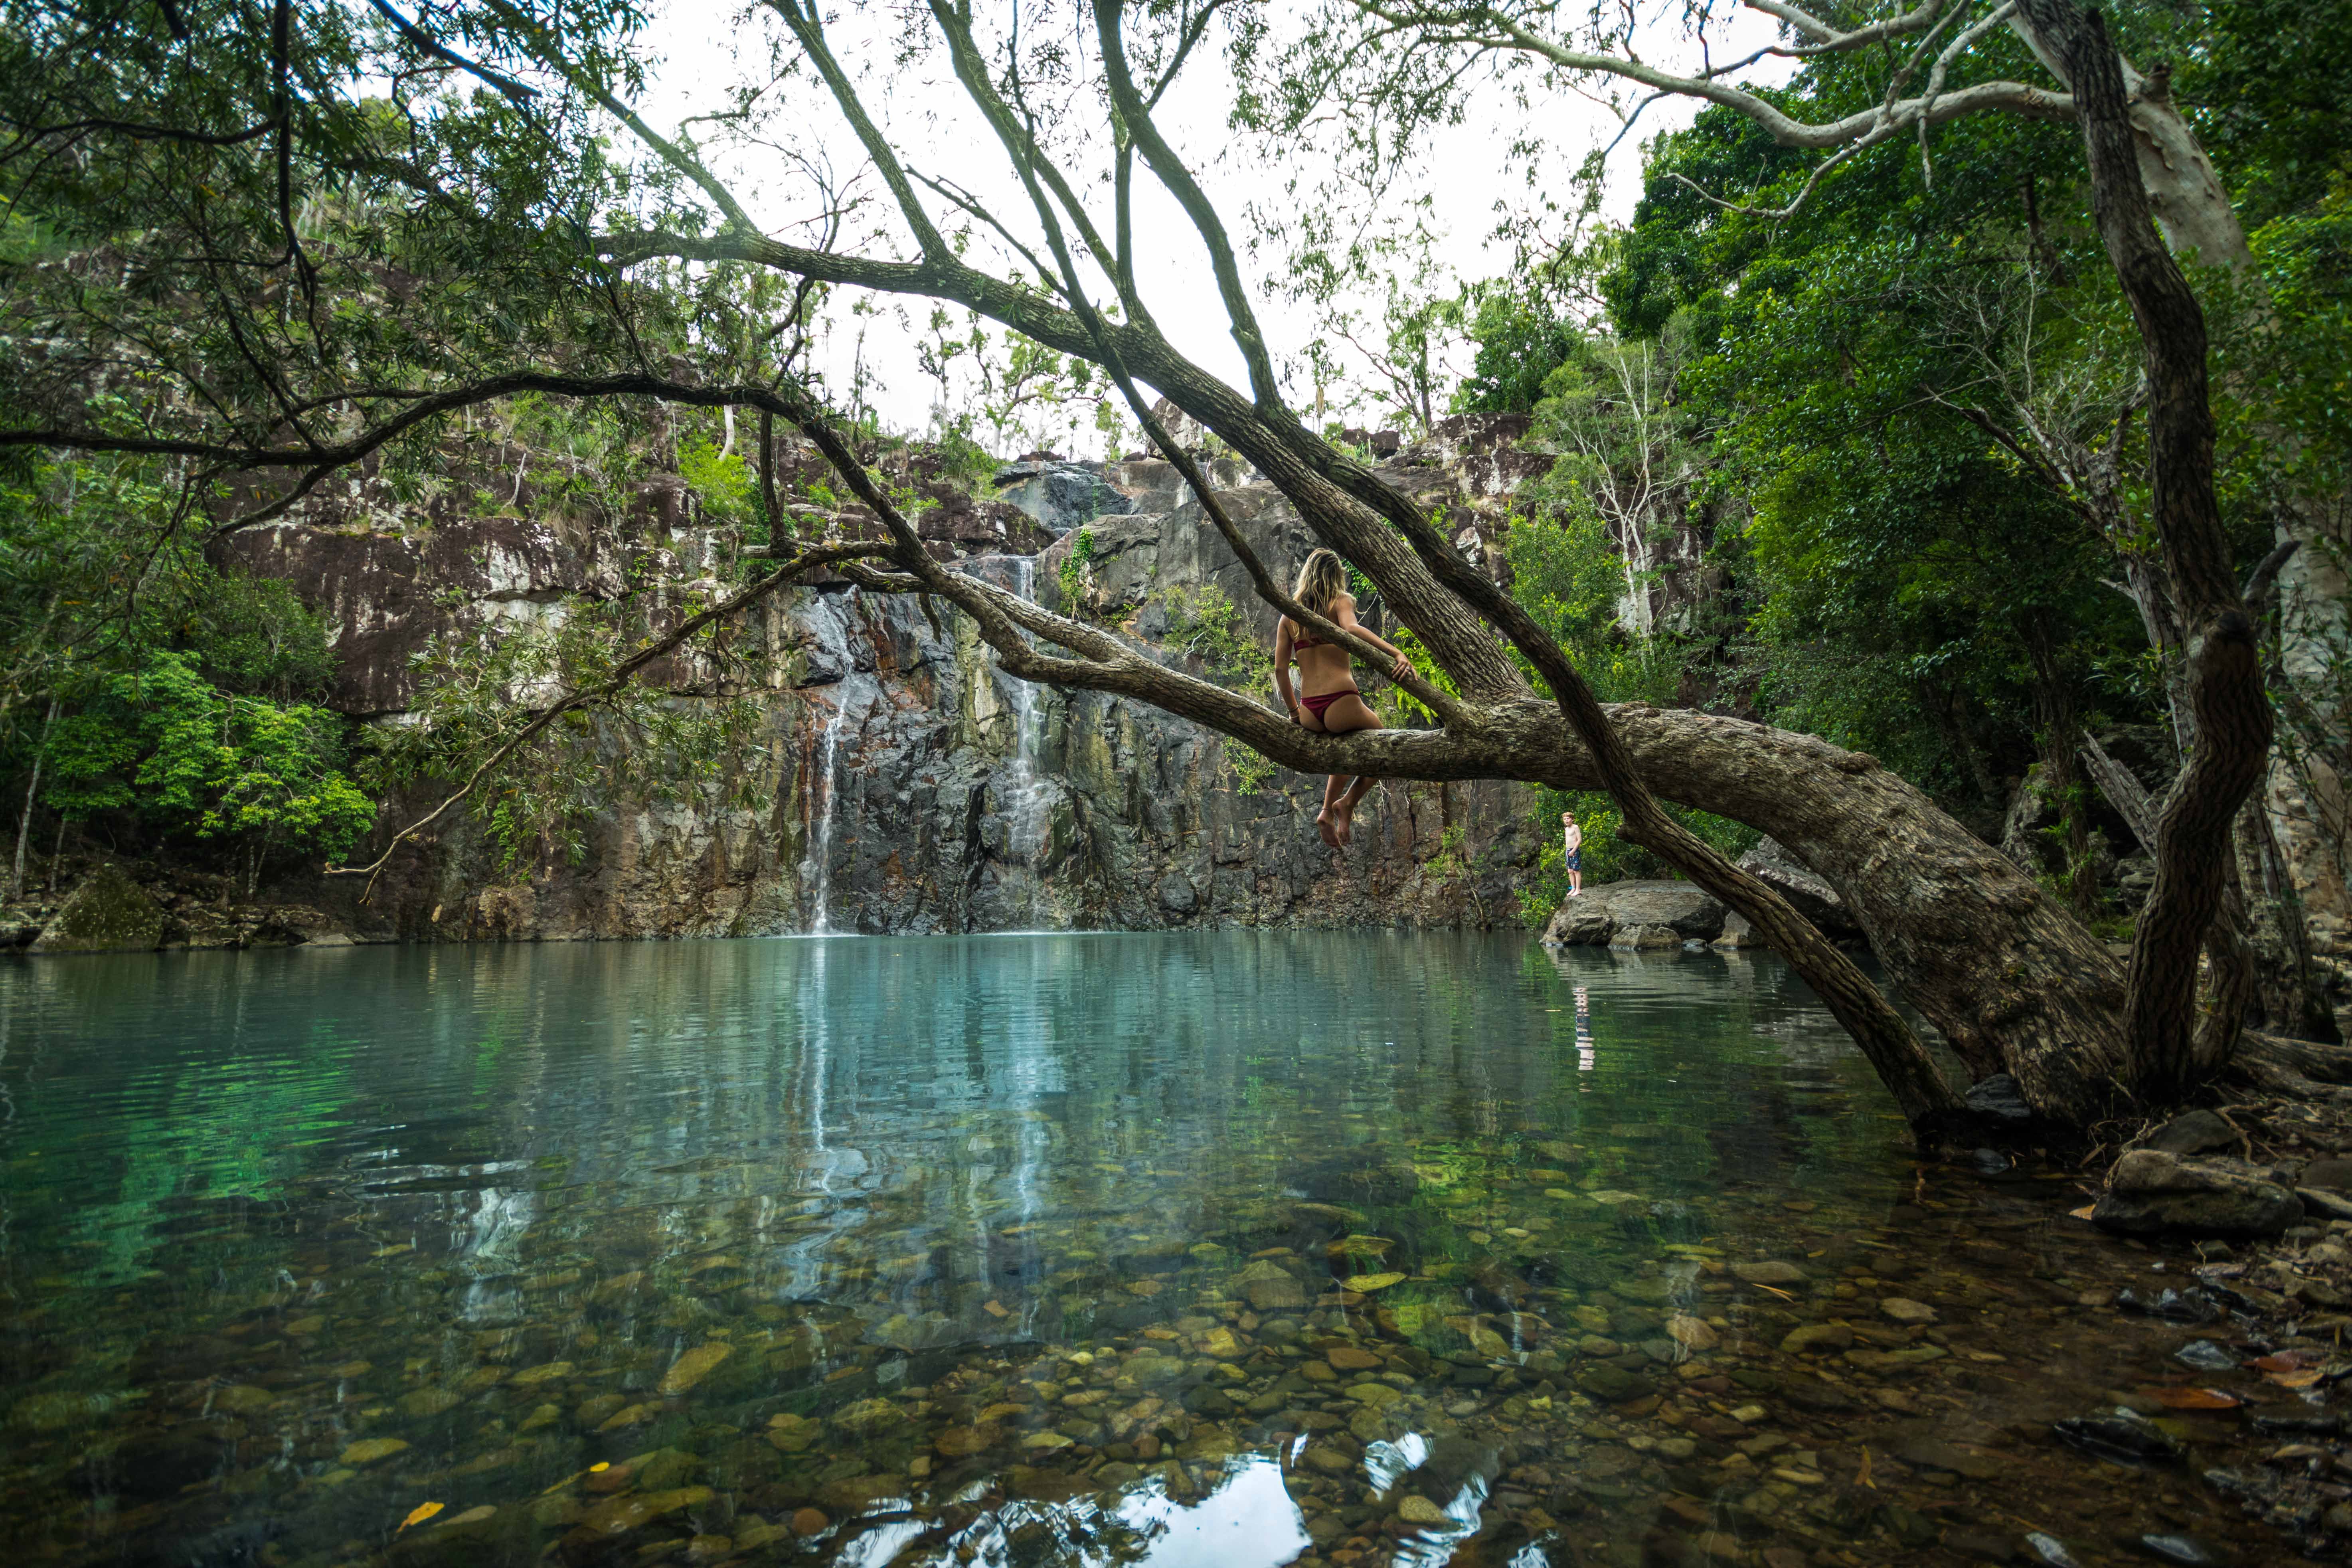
top-left (1575, 985), bottom-right (1595, 1072)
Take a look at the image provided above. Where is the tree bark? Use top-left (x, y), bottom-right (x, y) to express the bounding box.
top-left (9, 697), bottom-right (57, 902)
top-left (2022, 616), bottom-right (2096, 916)
top-left (2018, 0), bottom-right (2274, 1099)
top-left (2002, 10), bottom-right (2251, 271)
top-left (1564, 705), bottom-right (2127, 1121)
top-left (2081, 732), bottom-right (2156, 852)
top-left (2232, 797), bottom-right (2343, 1044)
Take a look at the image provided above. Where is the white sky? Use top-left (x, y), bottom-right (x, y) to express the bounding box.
top-left (638, 2), bottom-right (1791, 459)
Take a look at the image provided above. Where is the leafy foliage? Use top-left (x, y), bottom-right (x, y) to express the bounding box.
top-left (0, 448), bottom-right (372, 891)
top-left (1158, 586), bottom-right (1273, 692)
top-left (364, 595), bottom-right (764, 876)
top-left (1056, 526), bottom-right (1098, 609)
top-left (45, 650), bottom-right (372, 885)
top-left (1453, 283), bottom-right (1582, 416)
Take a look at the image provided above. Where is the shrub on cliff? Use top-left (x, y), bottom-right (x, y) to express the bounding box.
top-left (42, 650), bottom-right (374, 894)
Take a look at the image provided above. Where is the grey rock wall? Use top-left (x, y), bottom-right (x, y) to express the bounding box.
top-left (234, 429), bottom-right (1547, 941)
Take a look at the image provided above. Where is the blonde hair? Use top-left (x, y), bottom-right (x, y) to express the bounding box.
top-left (1292, 549), bottom-right (1349, 621)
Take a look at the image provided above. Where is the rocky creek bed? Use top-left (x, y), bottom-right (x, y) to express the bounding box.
top-left (2, 933), bottom-right (2342, 1568)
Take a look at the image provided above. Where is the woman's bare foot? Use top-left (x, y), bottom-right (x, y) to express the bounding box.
top-left (1335, 801), bottom-right (1357, 846)
top-left (1315, 808), bottom-right (1341, 848)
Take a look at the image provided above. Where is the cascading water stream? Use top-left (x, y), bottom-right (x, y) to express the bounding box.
top-left (995, 558), bottom-right (1053, 863)
top-left (803, 694), bottom-right (850, 932)
top-left (801, 589), bottom-right (860, 934)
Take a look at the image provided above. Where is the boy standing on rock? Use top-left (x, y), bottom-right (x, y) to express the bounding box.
top-left (1561, 811), bottom-right (1583, 898)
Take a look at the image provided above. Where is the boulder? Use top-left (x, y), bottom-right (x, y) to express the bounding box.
top-left (31, 865), bottom-right (165, 953)
top-left (1540, 898), bottom-right (1614, 946)
top-left (1963, 1074), bottom-right (2034, 1125)
top-left (2091, 1150), bottom-right (2301, 1240)
top-left (2300, 1158), bottom-right (2352, 1191)
top-left (255, 905), bottom-right (354, 946)
top-left (2142, 1110), bottom-right (2238, 1157)
top-left (1539, 881), bottom-right (1725, 946)
top-left (1233, 1260), bottom-right (1308, 1312)
top-left (1713, 910), bottom-right (1765, 948)
top-left (1735, 838), bottom-right (1860, 939)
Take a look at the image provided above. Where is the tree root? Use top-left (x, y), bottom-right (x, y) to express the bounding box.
top-left (2235, 1030), bottom-right (2352, 1092)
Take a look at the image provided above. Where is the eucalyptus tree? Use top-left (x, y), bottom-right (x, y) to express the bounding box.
top-left (0, 0), bottom-right (2326, 1129)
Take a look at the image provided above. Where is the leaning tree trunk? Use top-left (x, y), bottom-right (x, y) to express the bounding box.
top-left (1516, 701), bottom-right (2131, 1122)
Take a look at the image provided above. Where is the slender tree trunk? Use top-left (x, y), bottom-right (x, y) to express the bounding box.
top-left (2022, 618), bottom-right (2097, 916)
top-left (2018, 0), bottom-right (2274, 1099)
top-left (2232, 796), bottom-right (2342, 1042)
top-left (1926, 680), bottom-right (1998, 807)
top-left (758, 408), bottom-right (784, 541)
top-left (9, 697), bottom-right (57, 902)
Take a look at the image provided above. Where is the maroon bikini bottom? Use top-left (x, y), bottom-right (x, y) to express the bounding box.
top-left (1301, 688), bottom-right (1357, 720)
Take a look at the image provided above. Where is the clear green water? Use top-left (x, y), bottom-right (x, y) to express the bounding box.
top-left (0, 935), bottom-right (2278, 1567)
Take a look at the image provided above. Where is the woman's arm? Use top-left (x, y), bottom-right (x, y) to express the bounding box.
top-left (1332, 595), bottom-right (1414, 683)
top-left (1271, 618), bottom-right (1300, 721)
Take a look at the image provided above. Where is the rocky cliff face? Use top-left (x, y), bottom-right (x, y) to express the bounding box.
top-left (219, 419), bottom-right (1548, 941)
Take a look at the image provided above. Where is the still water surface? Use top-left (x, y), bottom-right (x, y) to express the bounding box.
top-left (0, 934), bottom-right (2281, 1566)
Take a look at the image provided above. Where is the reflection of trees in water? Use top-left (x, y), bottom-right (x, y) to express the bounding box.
top-left (0, 934), bottom-right (1960, 1568)
top-left (4, 934), bottom-right (1915, 1337)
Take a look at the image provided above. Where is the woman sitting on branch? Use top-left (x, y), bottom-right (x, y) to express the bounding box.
top-left (1273, 548), bottom-right (1414, 849)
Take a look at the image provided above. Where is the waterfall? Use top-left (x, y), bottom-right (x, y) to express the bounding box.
top-left (802, 690), bottom-right (851, 932)
top-left (801, 588), bottom-right (862, 935)
top-left (996, 558), bottom-right (1053, 863)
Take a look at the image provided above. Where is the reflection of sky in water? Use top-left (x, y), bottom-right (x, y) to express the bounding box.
top-left (1108, 1459), bottom-right (1309, 1568)
top-left (817, 1461), bottom-right (1314, 1568)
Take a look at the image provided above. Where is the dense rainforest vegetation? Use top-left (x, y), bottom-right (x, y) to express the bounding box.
top-left (1471, 0), bottom-right (2348, 919)
top-left (2, 0), bottom-right (2348, 1139)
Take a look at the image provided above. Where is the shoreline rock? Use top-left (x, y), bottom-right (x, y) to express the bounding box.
top-left (2091, 1148), bottom-right (2301, 1239)
top-left (29, 865), bottom-right (166, 954)
top-left (1539, 881), bottom-right (1724, 948)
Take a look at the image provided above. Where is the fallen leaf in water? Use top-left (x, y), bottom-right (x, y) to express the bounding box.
top-left (2067, 1204), bottom-right (2098, 1221)
top-left (1342, 1272), bottom-right (1405, 1292)
top-left (2255, 1350), bottom-right (2326, 1371)
top-left (398, 1503), bottom-right (443, 1532)
top-left (2137, 1387), bottom-right (2241, 1410)
top-left (2269, 1369), bottom-right (2325, 1389)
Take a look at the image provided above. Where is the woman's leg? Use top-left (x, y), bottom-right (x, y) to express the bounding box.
top-left (1316, 694), bottom-right (1384, 844)
top-left (1316, 773), bottom-right (1352, 847)
top-left (1299, 701), bottom-right (1347, 847)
